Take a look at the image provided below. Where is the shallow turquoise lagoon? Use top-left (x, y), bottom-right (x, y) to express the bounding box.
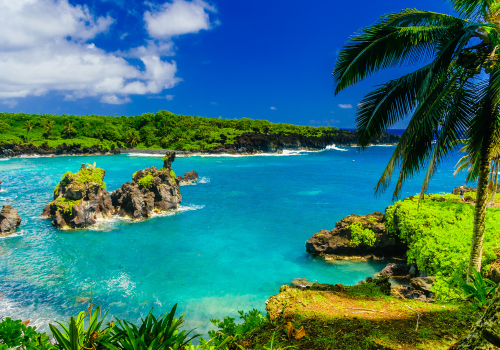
top-left (0, 146), bottom-right (467, 333)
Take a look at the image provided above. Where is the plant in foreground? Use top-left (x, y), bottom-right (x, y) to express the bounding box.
top-left (0, 318), bottom-right (54, 350)
top-left (460, 269), bottom-right (498, 309)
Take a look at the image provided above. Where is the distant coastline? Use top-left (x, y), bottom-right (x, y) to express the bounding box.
top-left (0, 129), bottom-right (401, 159)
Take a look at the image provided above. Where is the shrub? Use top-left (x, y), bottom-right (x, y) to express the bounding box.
top-left (348, 222), bottom-right (376, 246)
top-left (385, 194), bottom-right (500, 299)
top-left (0, 318), bottom-right (55, 350)
top-left (138, 174), bottom-right (154, 189)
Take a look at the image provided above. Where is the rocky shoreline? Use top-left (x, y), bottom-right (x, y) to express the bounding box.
top-left (0, 130), bottom-right (401, 158)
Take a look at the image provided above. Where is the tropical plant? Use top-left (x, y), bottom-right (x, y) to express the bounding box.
top-left (461, 269), bottom-right (498, 308)
top-left (0, 121), bottom-right (10, 132)
top-left (108, 304), bottom-right (199, 350)
top-left (23, 120), bottom-right (34, 135)
top-left (0, 318), bottom-right (54, 350)
top-left (61, 121), bottom-right (76, 138)
top-left (126, 130), bottom-right (141, 147)
top-left (49, 304), bottom-right (114, 350)
top-left (333, 0), bottom-right (500, 280)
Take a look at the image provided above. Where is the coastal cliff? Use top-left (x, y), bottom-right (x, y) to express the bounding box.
top-left (0, 129), bottom-right (400, 158)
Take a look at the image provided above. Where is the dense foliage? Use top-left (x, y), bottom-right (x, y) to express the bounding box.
top-left (0, 111), bottom-right (339, 151)
top-left (385, 194), bottom-right (500, 299)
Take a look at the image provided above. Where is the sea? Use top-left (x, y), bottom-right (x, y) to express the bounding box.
top-left (0, 135), bottom-right (469, 335)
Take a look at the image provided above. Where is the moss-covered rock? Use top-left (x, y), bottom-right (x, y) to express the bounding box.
top-left (41, 163), bottom-right (114, 229)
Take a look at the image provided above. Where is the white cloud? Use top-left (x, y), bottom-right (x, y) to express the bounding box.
top-left (1, 99), bottom-right (17, 108)
top-left (166, 94), bottom-right (174, 100)
top-left (338, 104), bottom-right (353, 109)
top-left (144, 0), bottom-right (216, 38)
top-left (100, 95), bottom-right (132, 104)
top-left (270, 106), bottom-right (277, 110)
top-left (211, 101), bottom-right (217, 105)
top-left (0, 0), bottom-right (214, 105)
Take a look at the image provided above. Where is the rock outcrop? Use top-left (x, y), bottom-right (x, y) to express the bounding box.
top-left (41, 164), bottom-right (114, 229)
top-left (0, 142), bottom-right (120, 158)
top-left (176, 171), bottom-right (199, 186)
top-left (0, 205), bottom-right (21, 234)
top-left (306, 212), bottom-right (407, 258)
top-left (111, 151), bottom-right (182, 219)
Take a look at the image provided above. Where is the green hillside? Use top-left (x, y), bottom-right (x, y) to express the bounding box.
top-left (0, 111), bottom-right (339, 151)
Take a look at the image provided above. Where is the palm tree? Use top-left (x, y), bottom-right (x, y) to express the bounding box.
top-left (333, 1), bottom-right (500, 279)
top-left (23, 120), bottom-right (34, 135)
top-left (127, 130), bottom-right (140, 147)
top-left (61, 121), bottom-right (76, 138)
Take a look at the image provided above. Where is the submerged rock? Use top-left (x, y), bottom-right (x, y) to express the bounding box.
top-left (306, 212), bottom-right (407, 259)
top-left (0, 205), bottom-right (21, 234)
top-left (41, 163), bottom-right (114, 229)
top-left (111, 151), bottom-right (182, 219)
top-left (176, 170), bottom-right (199, 186)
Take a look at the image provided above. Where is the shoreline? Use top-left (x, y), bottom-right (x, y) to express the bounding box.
top-left (0, 142), bottom-right (398, 160)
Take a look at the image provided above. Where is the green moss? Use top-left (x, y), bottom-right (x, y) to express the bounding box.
top-left (54, 184), bottom-right (60, 196)
top-left (61, 166), bottom-right (107, 191)
top-left (170, 169), bottom-right (176, 182)
top-left (54, 198), bottom-right (80, 215)
top-left (138, 174), bottom-right (154, 189)
top-left (348, 222), bottom-right (376, 246)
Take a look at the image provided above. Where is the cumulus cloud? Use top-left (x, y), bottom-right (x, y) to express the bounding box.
top-left (166, 94), bottom-right (174, 101)
top-left (144, 0), bottom-right (216, 38)
top-left (338, 104), bottom-right (353, 109)
top-left (270, 106), bottom-right (277, 110)
top-left (1, 99), bottom-right (17, 108)
top-left (0, 0), bottom-right (215, 104)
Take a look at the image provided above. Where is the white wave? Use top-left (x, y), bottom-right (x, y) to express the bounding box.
top-left (198, 150), bottom-right (317, 157)
top-left (369, 144), bottom-right (396, 147)
top-left (198, 177), bottom-right (210, 184)
top-left (20, 155), bottom-right (41, 158)
top-left (126, 153), bottom-right (164, 157)
top-left (0, 158), bottom-right (10, 161)
top-left (325, 144), bottom-right (348, 151)
top-left (178, 204), bottom-right (205, 212)
top-left (0, 230), bottom-right (24, 239)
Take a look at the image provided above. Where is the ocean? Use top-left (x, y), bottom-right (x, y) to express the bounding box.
top-left (0, 143), bottom-right (468, 335)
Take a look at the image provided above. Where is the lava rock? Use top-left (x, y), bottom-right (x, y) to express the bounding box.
top-left (111, 151), bottom-right (182, 219)
top-left (379, 263), bottom-right (411, 277)
top-left (176, 170), bottom-right (200, 186)
top-left (409, 277), bottom-right (436, 297)
top-left (306, 212), bottom-right (407, 258)
top-left (0, 205), bottom-right (21, 234)
top-left (41, 164), bottom-right (114, 229)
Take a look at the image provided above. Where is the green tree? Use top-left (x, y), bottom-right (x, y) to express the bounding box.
top-left (0, 121), bottom-right (11, 132)
top-left (61, 121), bottom-right (76, 138)
top-left (23, 120), bottom-right (34, 135)
top-left (333, 1), bottom-right (500, 279)
top-left (127, 129), bottom-right (141, 147)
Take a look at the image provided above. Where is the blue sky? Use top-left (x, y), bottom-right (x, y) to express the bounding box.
top-left (0, 0), bottom-right (454, 128)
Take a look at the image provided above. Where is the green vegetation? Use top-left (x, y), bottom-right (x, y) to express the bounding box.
top-left (53, 198), bottom-right (80, 215)
top-left (385, 194), bottom-right (500, 299)
top-left (348, 222), bottom-right (376, 246)
top-left (170, 169), bottom-right (176, 182)
top-left (138, 174), bottom-right (154, 189)
top-left (0, 318), bottom-right (53, 350)
top-left (460, 270), bottom-right (498, 309)
top-left (0, 111), bottom-right (339, 151)
top-left (60, 166), bottom-right (107, 191)
top-left (332, 0), bottom-right (500, 282)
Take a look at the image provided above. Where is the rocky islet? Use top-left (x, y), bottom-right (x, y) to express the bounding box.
top-left (0, 205), bottom-right (22, 235)
top-left (41, 151), bottom-right (189, 228)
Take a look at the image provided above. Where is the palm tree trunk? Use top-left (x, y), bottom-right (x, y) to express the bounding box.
top-left (489, 159), bottom-right (499, 206)
top-left (468, 123), bottom-right (495, 280)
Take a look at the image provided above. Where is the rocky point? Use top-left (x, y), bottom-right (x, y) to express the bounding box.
top-left (41, 163), bottom-right (114, 229)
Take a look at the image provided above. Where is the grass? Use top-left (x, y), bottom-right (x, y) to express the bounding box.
top-left (238, 286), bottom-right (478, 350)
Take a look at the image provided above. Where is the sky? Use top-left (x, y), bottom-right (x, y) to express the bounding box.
top-left (0, 0), bottom-right (455, 128)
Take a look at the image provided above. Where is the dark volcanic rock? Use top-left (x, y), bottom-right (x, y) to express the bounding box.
top-left (111, 151), bottom-right (182, 219)
top-left (306, 212), bottom-right (407, 258)
top-left (0, 205), bottom-right (21, 234)
top-left (176, 170), bottom-right (199, 186)
top-left (379, 263), bottom-right (411, 277)
top-left (41, 164), bottom-right (114, 229)
top-left (0, 142), bottom-right (113, 158)
top-left (206, 130), bottom-right (401, 154)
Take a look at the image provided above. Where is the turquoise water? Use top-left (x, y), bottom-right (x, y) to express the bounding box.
top-left (0, 146), bottom-right (468, 334)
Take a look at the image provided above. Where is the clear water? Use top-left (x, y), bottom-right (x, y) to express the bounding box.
top-left (0, 145), bottom-right (468, 334)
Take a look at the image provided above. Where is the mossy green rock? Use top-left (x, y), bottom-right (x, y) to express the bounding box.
top-left (41, 164), bottom-right (114, 229)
